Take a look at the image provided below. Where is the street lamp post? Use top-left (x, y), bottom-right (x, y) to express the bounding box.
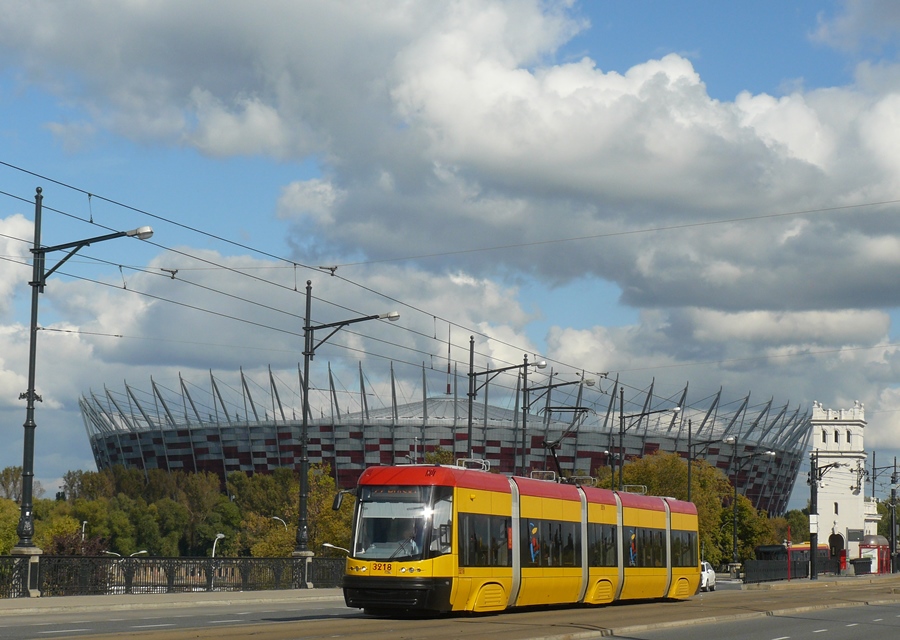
top-left (808, 450), bottom-right (842, 580)
top-left (891, 458), bottom-right (897, 574)
top-left (687, 420), bottom-right (694, 503)
top-left (466, 353), bottom-right (547, 469)
top-left (295, 281), bottom-right (399, 565)
top-left (14, 187), bottom-right (153, 554)
top-left (725, 437), bottom-right (775, 566)
top-left (617, 386), bottom-right (680, 491)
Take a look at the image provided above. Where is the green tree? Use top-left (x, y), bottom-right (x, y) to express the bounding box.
top-left (0, 466), bottom-right (22, 501)
top-left (78, 470), bottom-right (116, 501)
top-left (144, 469), bottom-right (181, 503)
top-left (0, 466), bottom-right (41, 501)
top-left (71, 497), bottom-right (112, 544)
top-left (227, 467), bottom-right (296, 520)
top-left (106, 494), bottom-right (139, 553)
top-left (153, 497), bottom-right (191, 556)
top-left (308, 464), bottom-right (354, 554)
top-left (778, 509), bottom-right (810, 544)
top-left (425, 447), bottom-right (454, 465)
top-left (244, 511), bottom-right (296, 557)
top-left (719, 494), bottom-right (777, 563)
top-left (0, 498), bottom-right (19, 554)
top-left (109, 466), bottom-right (146, 498)
top-left (60, 470), bottom-right (84, 502)
top-left (173, 470), bottom-right (225, 553)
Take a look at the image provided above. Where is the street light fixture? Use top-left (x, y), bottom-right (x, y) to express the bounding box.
top-left (271, 516), bottom-right (288, 529)
top-left (212, 532), bottom-right (225, 558)
top-left (618, 386), bottom-right (680, 490)
top-left (725, 436), bottom-right (775, 566)
top-left (295, 281), bottom-right (399, 563)
top-left (14, 187), bottom-right (154, 554)
top-left (104, 550), bottom-right (148, 557)
top-left (465, 340), bottom-right (547, 467)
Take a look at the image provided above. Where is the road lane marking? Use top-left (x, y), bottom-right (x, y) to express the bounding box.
top-left (37, 630), bottom-right (92, 635)
top-left (812, 630), bottom-right (828, 634)
top-left (208, 620), bottom-right (244, 624)
top-left (131, 624), bottom-right (175, 629)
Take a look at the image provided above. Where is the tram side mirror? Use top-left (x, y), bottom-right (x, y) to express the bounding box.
top-left (439, 523), bottom-right (451, 548)
top-left (332, 488), bottom-right (356, 511)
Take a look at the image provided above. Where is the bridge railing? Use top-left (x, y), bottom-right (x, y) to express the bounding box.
top-left (0, 556), bottom-right (345, 598)
top-left (743, 557), bottom-right (842, 583)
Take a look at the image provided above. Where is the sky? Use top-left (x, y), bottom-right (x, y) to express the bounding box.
top-left (3, 0), bottom-right (900, 508)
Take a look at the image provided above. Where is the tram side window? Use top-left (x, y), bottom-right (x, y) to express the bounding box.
top-left (521, 519), bottom-right (581, 567)
top-left (587, 523), bottom-right (617, 567)
top-left (670, 530), bottom-right (698, 567)
top-left (458, 513), bottom-right (512, 567)
top-left (628, 527), bottom-right (667, 567)
top-left (560, 521), bottom-right (579, 566)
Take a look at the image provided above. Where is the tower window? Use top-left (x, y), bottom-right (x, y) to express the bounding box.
top-left (822, 430), bottom-right (827, 443)
top-left (834, 502), bottom-right (839, 515)
top-left (847, 431), bottom-right (851, 444)
top-left (834, 430), bottom-right (839, 443)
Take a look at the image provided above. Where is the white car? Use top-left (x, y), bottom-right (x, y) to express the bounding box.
top-left (700, 561), bottom-right (717, 592)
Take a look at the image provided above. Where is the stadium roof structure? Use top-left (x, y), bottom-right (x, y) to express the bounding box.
top-left (80, 364), bottom-right (811, 516)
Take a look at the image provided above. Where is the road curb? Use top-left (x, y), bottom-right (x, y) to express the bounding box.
top-left (534, 593), bottom-right (900, 639)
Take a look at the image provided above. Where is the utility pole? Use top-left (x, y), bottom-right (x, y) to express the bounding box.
top-left (892, 457), bottom-right (897, 573)
top-left (809, 450), bottom-right (819, 580)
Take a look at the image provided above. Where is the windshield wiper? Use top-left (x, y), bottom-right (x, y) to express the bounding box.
top-left (390, 537), bottom-right (414, 559)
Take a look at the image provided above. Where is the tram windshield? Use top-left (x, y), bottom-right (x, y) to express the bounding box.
top-left (352, 485), bottom-right (452, 560)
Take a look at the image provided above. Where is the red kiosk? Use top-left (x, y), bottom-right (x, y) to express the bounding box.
top-left (858, 534), bottom-right (891, 574)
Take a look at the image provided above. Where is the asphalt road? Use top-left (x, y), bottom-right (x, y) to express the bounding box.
top-left (1, 575), bottom-right (898, 640)
top-left (632, 603), bottom-right (900, 640)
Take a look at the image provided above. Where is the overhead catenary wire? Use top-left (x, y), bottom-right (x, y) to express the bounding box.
top-left (2, 160), bottom-right (886, 414)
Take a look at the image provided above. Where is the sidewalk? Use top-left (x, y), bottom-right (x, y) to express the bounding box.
top-left (0, 587), bottom-right (345, 615)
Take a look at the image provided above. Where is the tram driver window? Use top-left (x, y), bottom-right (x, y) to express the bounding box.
top-left (429, 487), bottom-right (453, 555)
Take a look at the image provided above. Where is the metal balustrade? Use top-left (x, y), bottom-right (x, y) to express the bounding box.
top-left (0, 556), bottom-right (345, 598)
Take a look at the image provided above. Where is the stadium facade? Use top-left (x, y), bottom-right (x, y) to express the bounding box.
top-left (79, 366), bottom-right (811, 516)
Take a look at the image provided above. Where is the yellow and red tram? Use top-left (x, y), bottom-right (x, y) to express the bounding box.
top-left (341, 463), bottom-right (699, 614)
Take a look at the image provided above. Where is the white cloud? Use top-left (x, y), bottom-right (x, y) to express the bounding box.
top-left (734, 91), bottom-right (835, 169)
top-left (687, 309), bottom-right (889, 345)
top-left (186, 89), bottom-right (294, 158)
top-left (277, 179), bottom-right (345, 225)
top-left (0, 214), bottom-right (32, 316)
top-left (812, 0), bottom-right (900, 51)
top-left (6, 1), bottom-right (900, 492)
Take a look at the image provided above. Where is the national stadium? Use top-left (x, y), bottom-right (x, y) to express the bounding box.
top-left (79, 365), bottom-right (811, 516)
